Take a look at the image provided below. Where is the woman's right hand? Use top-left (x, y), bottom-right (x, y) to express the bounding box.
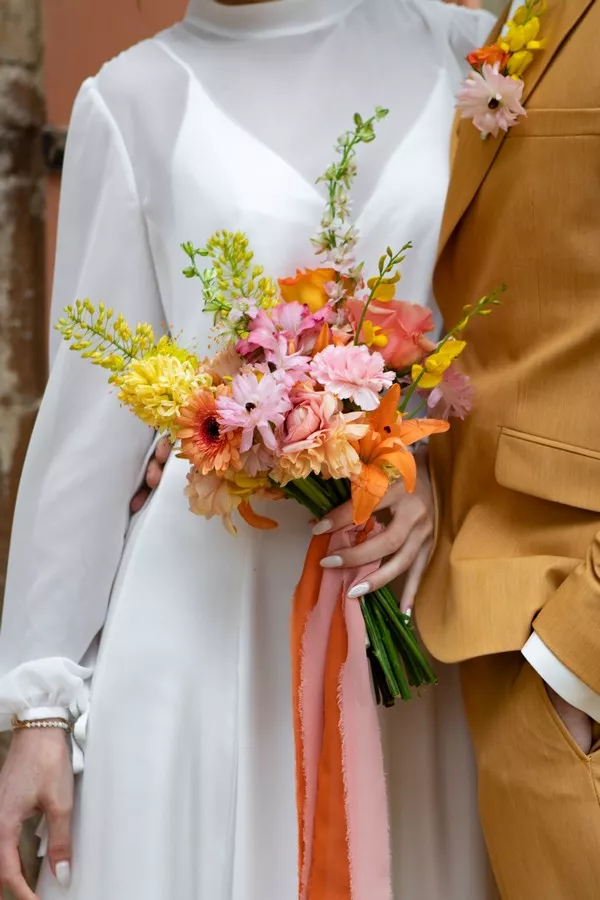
top-left (0, 730), bottom-right (74, 899)
top-left (130, 437), bottom-right (172, 514)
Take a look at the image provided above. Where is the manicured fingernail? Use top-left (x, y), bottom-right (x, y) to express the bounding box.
top-left (405, 607), bottom-right (413, 619)
top-left (348, 582), bottom-right (371, 600)
top-left (313, 519), bottom-right (333, 536)
top-left (56, 861), bottom-right (71, 888)
top-left (320, 555), bottom-right (343, 569)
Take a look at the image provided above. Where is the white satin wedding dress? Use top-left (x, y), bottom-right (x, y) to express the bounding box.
top-left (0, 1), bottom-right (499, 897)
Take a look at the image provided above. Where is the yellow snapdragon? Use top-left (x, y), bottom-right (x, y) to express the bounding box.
top-left (411, 339), bottom-right (466, 389)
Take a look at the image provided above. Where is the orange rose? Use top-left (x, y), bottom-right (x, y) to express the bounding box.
top-left (466, 44), bottom-right (510, 70)
top-left (279, 268), bottom-right (336, 314)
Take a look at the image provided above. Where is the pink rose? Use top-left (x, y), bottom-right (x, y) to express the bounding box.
top-left (280, 387), bottom-right (338, 453)
top-left (348, 298), bottom-right (436, 370)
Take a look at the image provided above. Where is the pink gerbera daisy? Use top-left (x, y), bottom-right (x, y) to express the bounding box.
top-left (457, 63), bottom-right (526, 137)
top-left (310, 343), bottom-right (395, 411)
top-left (216, 371), bottom-right (291, 452)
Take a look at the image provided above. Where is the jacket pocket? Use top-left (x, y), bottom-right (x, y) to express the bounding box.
top-left (495, 427), bottom-right (600, 513)
top-left (505, 107), bottom-right (600, 138)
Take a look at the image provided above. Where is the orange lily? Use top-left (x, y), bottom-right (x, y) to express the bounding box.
top-left (351, 383), bottom-right (449, 525)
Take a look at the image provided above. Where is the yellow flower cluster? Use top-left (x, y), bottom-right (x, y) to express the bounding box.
top-left (206, 231), bottom-right (278, 308)
top-left (56, 300), bottom-right (157, 374)
top-left (500, 0), bottom-right (547, 79)
top-left (115, 353), bottom-right (211, 435)
top-left (57, 300), bottom-right (209, 434)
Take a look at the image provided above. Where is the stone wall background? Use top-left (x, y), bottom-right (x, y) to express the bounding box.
top-left (0, 0), bottom-right (46, 892)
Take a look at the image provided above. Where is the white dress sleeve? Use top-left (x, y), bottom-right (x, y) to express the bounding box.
top-left (0, 77), bottom-right (165, 740)
top-left (422, 1), bottom-right (497, 65)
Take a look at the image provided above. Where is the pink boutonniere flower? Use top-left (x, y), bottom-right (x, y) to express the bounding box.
top-left (457, 63), bottom-right (526, 138)
top-left (457, 0), bottom-right (547, 138)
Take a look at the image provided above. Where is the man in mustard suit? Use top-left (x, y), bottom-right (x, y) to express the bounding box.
top-left (417, 1), bottom-right (600, 896)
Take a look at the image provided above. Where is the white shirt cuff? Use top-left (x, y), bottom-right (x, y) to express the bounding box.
top-left (523, 633), bottom-right (600, 723)
top-left (17, 707), bottom-right (70, 722)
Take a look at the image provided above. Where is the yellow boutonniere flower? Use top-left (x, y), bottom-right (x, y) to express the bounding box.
top-left (507, 49), bottom-right (534, 78)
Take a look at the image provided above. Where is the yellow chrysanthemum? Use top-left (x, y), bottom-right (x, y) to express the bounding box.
top-left (115, 354), bottom-right (212, 433)
top-left (411, 339), bottom-right (466, 389)
top-left (153, 334), bottom-right (199, 367)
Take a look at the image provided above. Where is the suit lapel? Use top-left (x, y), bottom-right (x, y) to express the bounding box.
top-left (437, 0), bottom-right (597, 262)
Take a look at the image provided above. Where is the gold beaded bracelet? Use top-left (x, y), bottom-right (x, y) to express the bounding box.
top-left (11, 715), bottom-right (72, 734)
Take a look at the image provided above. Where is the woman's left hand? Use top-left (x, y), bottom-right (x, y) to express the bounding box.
top-left (313, 449), bottom-right (434, 613)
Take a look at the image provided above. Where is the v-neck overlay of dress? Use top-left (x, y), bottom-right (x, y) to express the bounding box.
top-left (0, 1), bottom-right (500, 897)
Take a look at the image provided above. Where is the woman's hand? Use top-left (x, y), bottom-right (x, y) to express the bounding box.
top-left (130, 438), bottom-right (172, 514)
top-left (314, 449), bottom-right (434, 613)
top-left (0, 730), bottom-right (74, 899)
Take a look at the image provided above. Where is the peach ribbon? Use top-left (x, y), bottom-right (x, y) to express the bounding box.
top-left (291, 527), bottom-right (392, 900)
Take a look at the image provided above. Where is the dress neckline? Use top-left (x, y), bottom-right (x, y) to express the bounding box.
top-left (184, 0), bottom-right (366, 39)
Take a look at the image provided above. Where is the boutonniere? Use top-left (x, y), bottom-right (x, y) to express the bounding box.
top-left (456, 0), bottom-right (547, 139)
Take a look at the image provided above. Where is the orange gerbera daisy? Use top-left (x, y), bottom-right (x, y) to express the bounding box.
top-left (176, 388), bottom-right (241, 475)
top-left (351, 383), bottom-right (449, 525)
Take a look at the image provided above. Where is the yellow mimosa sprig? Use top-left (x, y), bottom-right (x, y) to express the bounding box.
top-left (56, 300), bottom-right (209, 434)
top-left (57, 299), bottom-right (159, 376)
top-left (182, 232), bottom-right (278, 341)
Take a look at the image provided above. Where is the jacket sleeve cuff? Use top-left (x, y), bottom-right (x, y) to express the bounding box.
top-left (523, 633), bottom-right (600, 723)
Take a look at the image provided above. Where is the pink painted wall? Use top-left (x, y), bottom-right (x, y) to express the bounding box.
top-left (43, 0), bottom-right (187, 304)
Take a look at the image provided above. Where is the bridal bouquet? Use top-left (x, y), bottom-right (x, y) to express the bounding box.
top-left (58, 109), bottom-right (500, 898)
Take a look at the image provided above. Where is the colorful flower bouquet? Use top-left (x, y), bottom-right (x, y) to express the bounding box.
top-left (57, 108), bottom-right (500, 707)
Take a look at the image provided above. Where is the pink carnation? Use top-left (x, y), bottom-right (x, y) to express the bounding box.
top-left (457, 63), bottom-right (526, 138)
top-left (309, 343), bottom-right (395, 411)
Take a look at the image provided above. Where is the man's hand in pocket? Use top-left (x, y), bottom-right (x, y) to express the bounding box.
top-left (547, 686), bottom-right (593, 754)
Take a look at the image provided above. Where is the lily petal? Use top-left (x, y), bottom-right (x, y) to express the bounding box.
top-left (239, 500), bottom-right (278, 531)
top-left (351, 463), bottom-right (390, 525)
top-left (395, 418), bottom-right (449, 448)
top-left (368, 383), bottom-right (401, 434)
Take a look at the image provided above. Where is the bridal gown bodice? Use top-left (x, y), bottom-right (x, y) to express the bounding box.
top-left (0, 1), bottom-right (498, 898)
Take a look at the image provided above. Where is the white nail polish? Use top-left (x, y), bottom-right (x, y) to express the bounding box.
top-left (56, 860), bottom-right (71, 888)
top-left (320, 555), bottom-right (343, 569)
top-left (347, 582), bottom-right (371, 600)
top-left (312, 519), bottom-right (333, 536)
top-left (405, 607), bottom-right (413, 619)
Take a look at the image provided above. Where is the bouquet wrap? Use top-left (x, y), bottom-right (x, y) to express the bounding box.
top-left (292, 524), bottom-right (391, 900)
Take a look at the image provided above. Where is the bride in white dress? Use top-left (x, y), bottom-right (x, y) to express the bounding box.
top-left (0, 1), bottom-right (500, 898)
